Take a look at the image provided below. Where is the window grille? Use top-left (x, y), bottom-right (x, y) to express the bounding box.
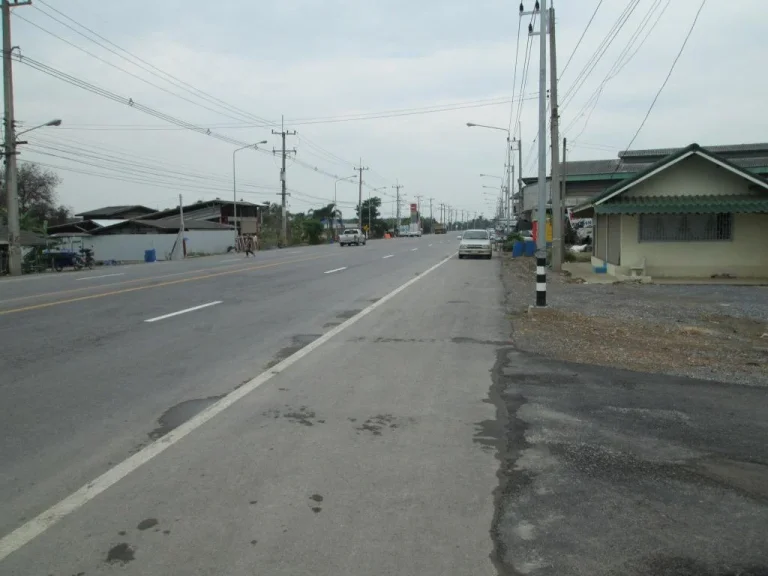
top-left (638, 213), bottom-right (732, 242)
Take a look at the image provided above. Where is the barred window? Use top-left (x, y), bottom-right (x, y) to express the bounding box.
top-left (638, 213), bottom-right (733, 242)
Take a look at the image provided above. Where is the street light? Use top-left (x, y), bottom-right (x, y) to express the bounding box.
top-left (16, 118), bottom-right (63, 138)
top-left (467, 122), bottom-right (521, 232)
top-left (5, 118), bottom-right (62, 276)
top-left (369, 186), bottom-right (386, 235)
top-left (334, 175), bottom-right (357, 234)
top-left (233, 140), bottom-right (268, 247)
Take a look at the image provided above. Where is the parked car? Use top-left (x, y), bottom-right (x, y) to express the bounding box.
top-left (339, 228), bottom-right (366, 246)
top-left (458, 229), bottom-right (492, 260)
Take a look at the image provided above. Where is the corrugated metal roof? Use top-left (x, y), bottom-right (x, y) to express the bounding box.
top-left (75, 205), bottom-right (154, 217)
top-left (595, 195), bottom-right (768, 215)
top-left (619, 143), bottom-right (768, 159)
top-left (135, 217), bottom-right (234, 230)
top-left (91, 219), bottom-right (127, 228)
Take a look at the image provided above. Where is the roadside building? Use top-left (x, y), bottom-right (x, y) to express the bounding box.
top-left (47, 199), bottom-right (267, 262)
top-left (572, 143), bottom-right (768, 279)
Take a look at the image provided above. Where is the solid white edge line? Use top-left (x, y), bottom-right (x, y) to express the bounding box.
top-left (0, 251), bottom-right (455, 563)
top-left (144, 301), bottom-right (222, 323)
top-left (382, 255), bottom-right (394, 259)
top-left (324, 266), bottom-right (347, 274)
top-left (75, 273), bottom-right (125, 281)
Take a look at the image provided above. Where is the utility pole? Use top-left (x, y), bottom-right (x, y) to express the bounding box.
top-left (522, 0), bottom-right (548, 307)
top-left (415, 194), bottom-right (422, 231)
top-left (392, 181), bottom-right (404, 235)
top-left (178, 194), bottom-right (186, 259)
top-left (562, 137), bottom-right (567, 228)
top-left (518, 129), bottom-right (524, 219)
top-left (355, 159), bottom-right (369, 231)
top-left (428, 197), bottom-right (434, 230)
top-left (272, 115), bottom-right (296, 247)
top-left (3, 0), bottom-right (30, 276)
top-left (549, 5), bottom-right (562, 272)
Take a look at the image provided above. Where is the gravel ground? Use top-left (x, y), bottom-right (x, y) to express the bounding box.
top-left (501, 255), bottom-right (768, 386)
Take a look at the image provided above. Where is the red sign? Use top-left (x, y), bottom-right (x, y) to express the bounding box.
top-left (410, 203), bottom-right (417, 212)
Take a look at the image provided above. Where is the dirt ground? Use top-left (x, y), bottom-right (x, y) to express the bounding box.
top-left (501, 255), bottom-right (768, 387)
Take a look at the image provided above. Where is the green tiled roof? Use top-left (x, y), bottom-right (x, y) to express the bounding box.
top-left (595, 195), bottom-right (768, 214)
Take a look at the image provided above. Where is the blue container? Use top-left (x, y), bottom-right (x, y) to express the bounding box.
top-left (144, 249), bottom-right (156, 263)
top-left (524, 240), bottom-right (536, 257)
top-left (512, 241), bottom-right (525, 258)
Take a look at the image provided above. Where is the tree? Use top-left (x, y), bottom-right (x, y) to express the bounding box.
top-left (302, 219), bottom-right (324, 244)
top-left (356, 196), bottom-right (389, 237)
top-left (0, 164), bottom-right (71, 230)
top-left (309, 202), bottom-right (342, 238)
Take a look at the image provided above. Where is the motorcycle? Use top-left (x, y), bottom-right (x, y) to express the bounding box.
top-left (79, 247), bottom-right (95, 269)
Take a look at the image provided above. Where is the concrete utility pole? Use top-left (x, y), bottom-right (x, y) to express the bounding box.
top-left (176, 194), bottom-right (186, 259)
top-left (562, 137), bottom-right (567, 227)
top-left (355, 159), bottom-right (369, 231)
top-left (3, 0), bottom-right (30, 276)
top-left (518, 130), bottom-right (524, 218)
top-left (272, 116), bottom-right (296, 247)
top-left (415, 194), bottom-right (422, 230)
top-left (392, 181), bottom-right (404, 235)
top-left (522, 0), bottom-right (548, 307)
top-left (549, 5), bottom-right (563, 272)
top-left (429, 197), bottom-right (434, 229)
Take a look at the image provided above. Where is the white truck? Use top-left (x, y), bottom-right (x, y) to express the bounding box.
top-left (339, 228), bottom-right (366, 246)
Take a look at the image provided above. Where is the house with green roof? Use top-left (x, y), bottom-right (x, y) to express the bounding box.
top-left (520, 142), bottom-right (768, 217)
top-left (571, 143), bottom-right (768, 279)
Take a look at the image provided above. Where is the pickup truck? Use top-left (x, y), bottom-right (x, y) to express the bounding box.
top-left (339, 228), bottom-right (366, 246)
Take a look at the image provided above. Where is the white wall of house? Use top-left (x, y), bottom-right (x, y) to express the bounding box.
top-left (55, 230), bottom-right (234, 262)
top-left (623, 155), bottom-right (761, 199)
top-left (620, 213), bottom-right (768, 278)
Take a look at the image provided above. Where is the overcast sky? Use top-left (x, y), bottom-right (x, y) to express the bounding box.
top-left (9, 0), bottom-right (764, 220)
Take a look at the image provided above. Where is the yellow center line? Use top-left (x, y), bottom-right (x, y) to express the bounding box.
top-left (0, 258), bottom-right (285, 305)
top-left (0, 254), bottom-right (333, 316)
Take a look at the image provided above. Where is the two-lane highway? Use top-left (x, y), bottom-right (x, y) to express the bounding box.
top-left (0, 237), bottom-right (460, 539)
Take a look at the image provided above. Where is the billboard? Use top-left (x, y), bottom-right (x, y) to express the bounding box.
top-left (410, 203), bottom-right (418, 224)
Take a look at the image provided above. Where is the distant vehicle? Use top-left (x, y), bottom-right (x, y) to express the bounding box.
top-left (434, 223), bottom-right (446, 234)
top-left (339, 228), bottom-right (366, 246)
top-left (458, 229), bottom-right (492, 260)
top-left (407, 222), bottom-right (422, 237)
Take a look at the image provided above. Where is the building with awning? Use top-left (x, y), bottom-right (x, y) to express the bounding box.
top-left (572, 143), bottom-right (768, 279)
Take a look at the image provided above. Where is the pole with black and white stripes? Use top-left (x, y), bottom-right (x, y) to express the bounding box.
top-left (522, 0), bottom-right (548, 306)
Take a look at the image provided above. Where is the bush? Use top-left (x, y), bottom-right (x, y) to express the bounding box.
top-left (302, 219), bottom-right (324, 244)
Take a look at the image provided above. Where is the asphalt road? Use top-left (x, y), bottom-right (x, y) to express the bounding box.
top-left (3, 237), bottom-right (766, 575)
top-left (490, 351), bottom-right (768, 576)
top-left (1, 235), bottom-right (509, 575)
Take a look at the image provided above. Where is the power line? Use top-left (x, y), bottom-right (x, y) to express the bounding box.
top-left (564, 0), bottom-right (671, 139)
top-left (506, 16), bottom-right (523, 134)
top-left (14, 4), bottom-right (410, 191)
top-left (558, 0), bottom-right (603, 80)
top-left (29, 0), bottom-right (274, 126)
top-left (615, 0), bottom-right (707, 166)
top-left (28, 93), bottom-right (539, 132)
top-left (12, 12), bottom-right (264, 125)
top-left (13, 54), bottom-right (379, 187)
top-left (559, 0), bottom-right (641, 111)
